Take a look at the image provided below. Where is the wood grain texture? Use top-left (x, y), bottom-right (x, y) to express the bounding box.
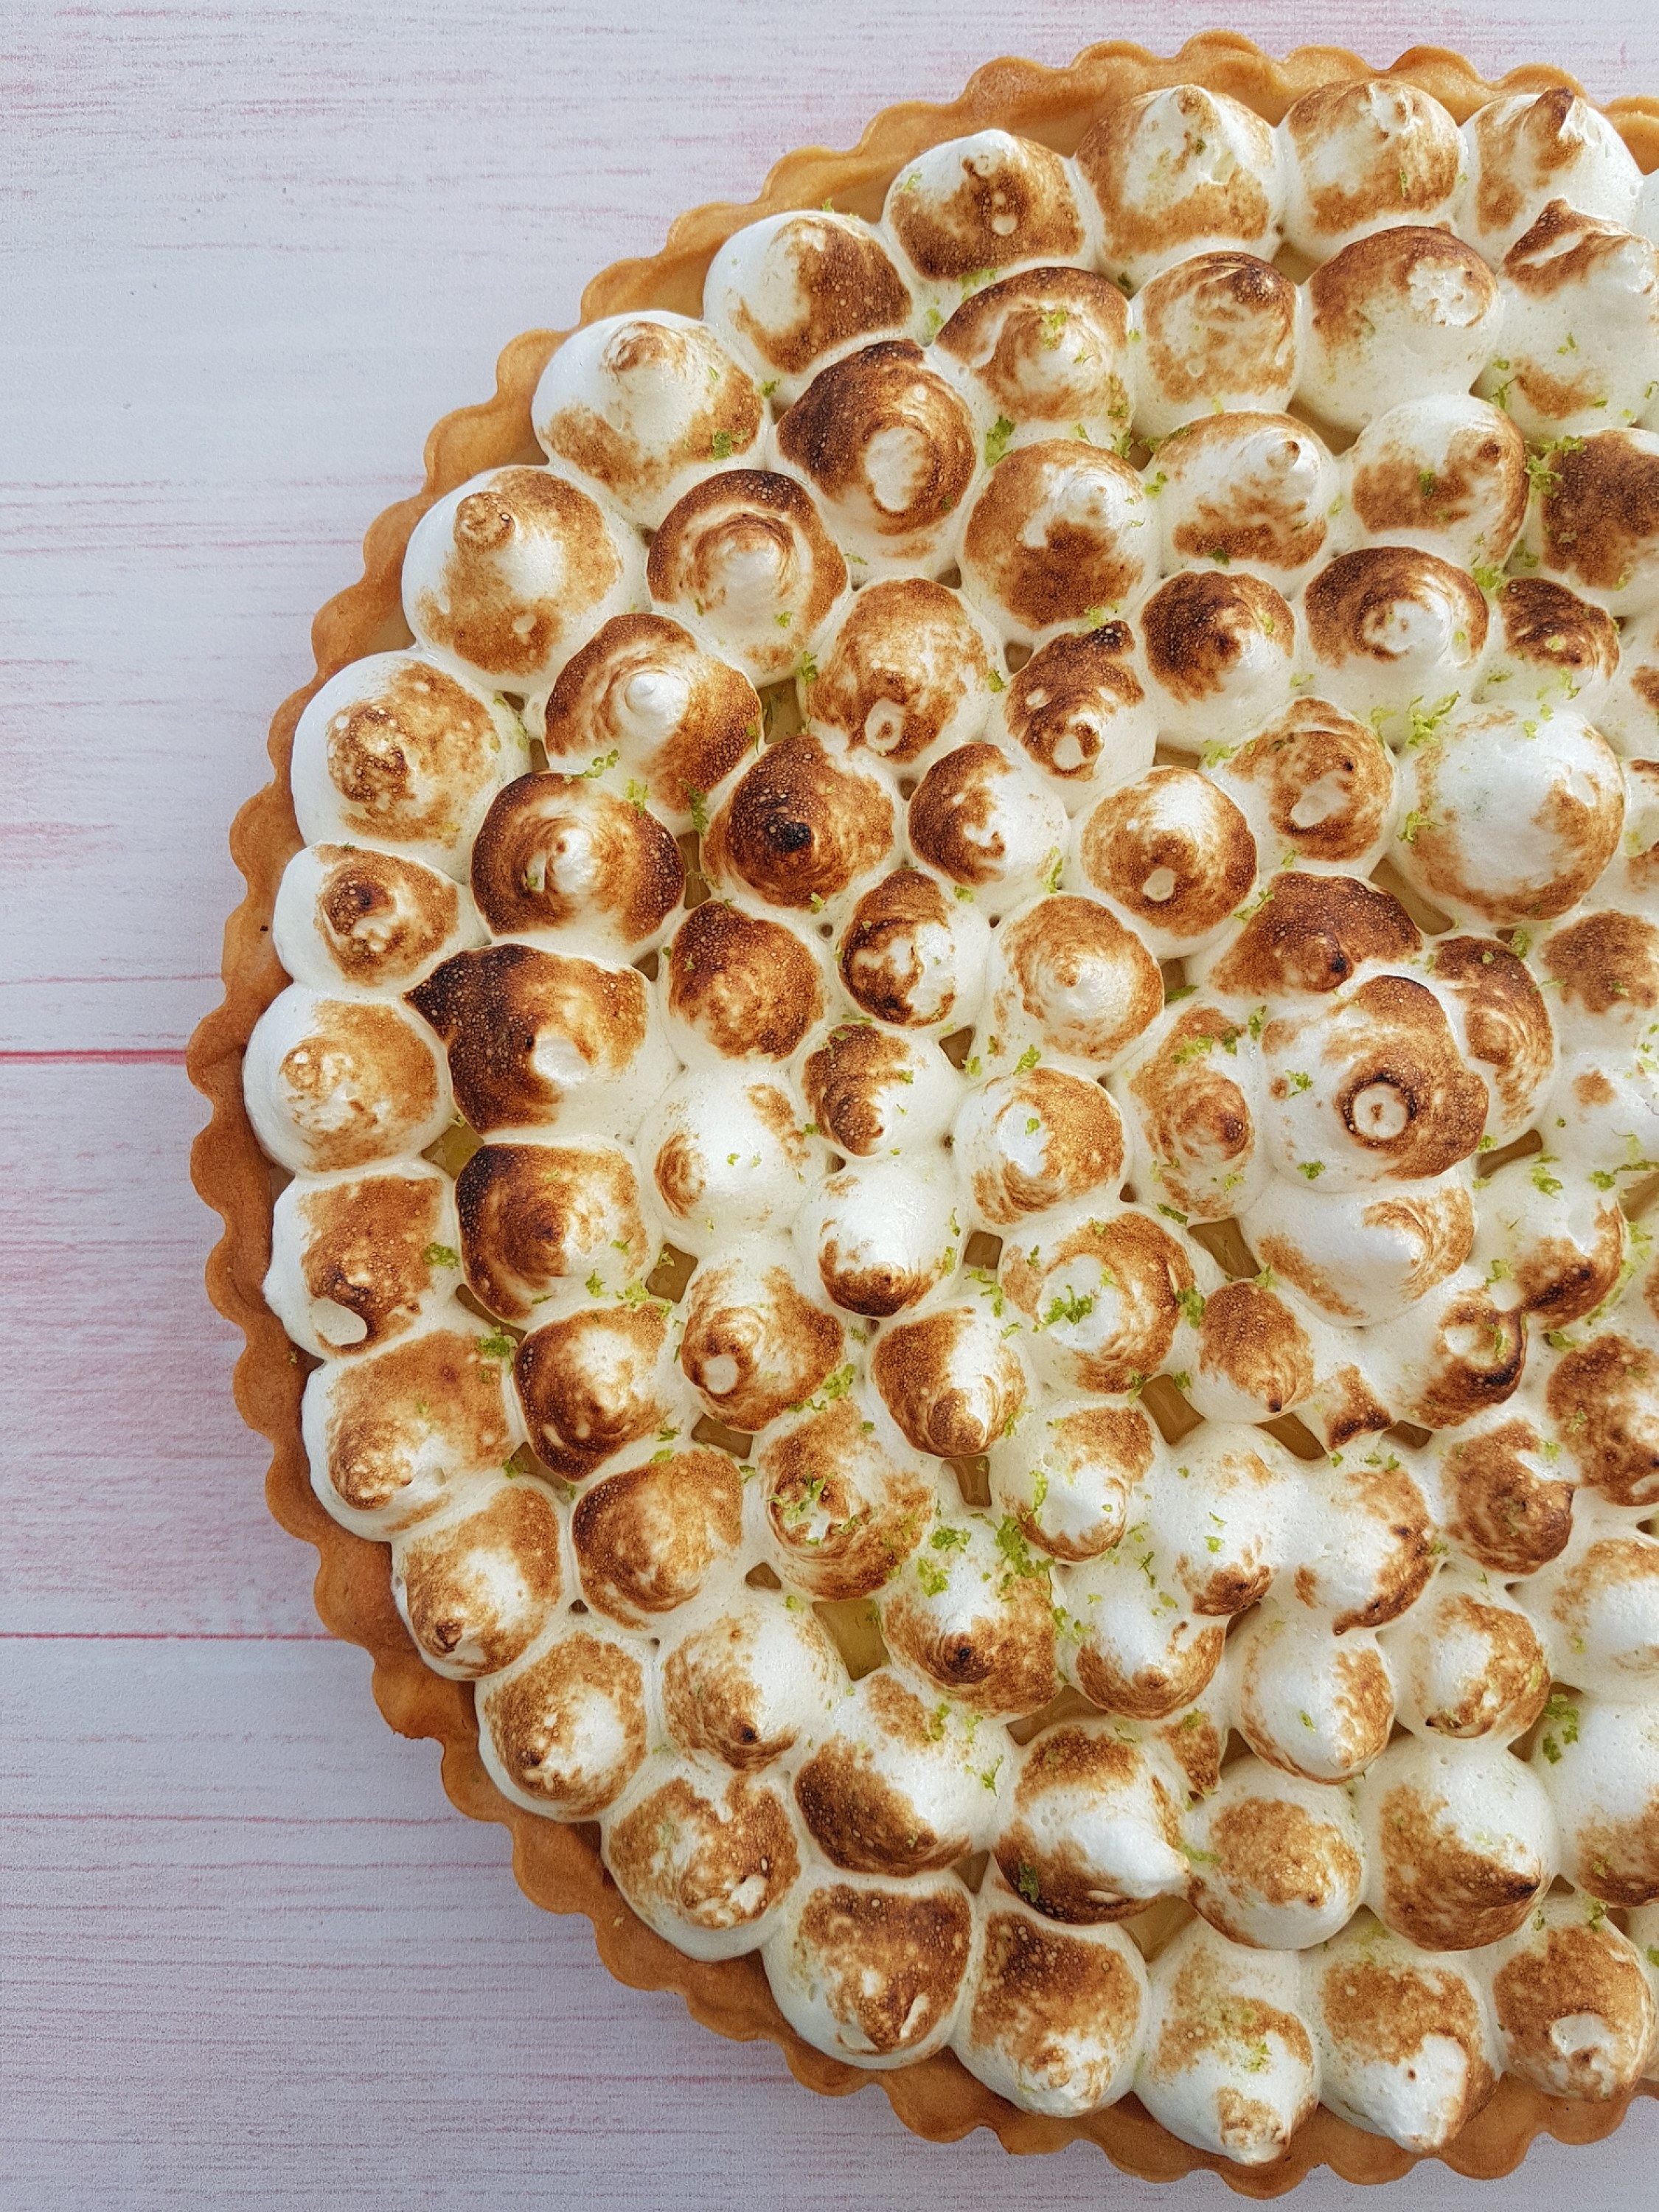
top-left (5, 1), bottom-right (1659, 2203)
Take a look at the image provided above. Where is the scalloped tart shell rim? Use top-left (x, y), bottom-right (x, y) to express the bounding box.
top-left (187, 29), bottom-right (1658, 2195)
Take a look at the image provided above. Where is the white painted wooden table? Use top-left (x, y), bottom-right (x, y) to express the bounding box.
top-left (7, 3), bottom-right (1659, 2202)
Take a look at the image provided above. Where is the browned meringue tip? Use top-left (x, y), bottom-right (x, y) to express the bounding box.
top-left (678, 1249), bottom-right (844, 1433)
top-left (1282, 77), bottom-right (1461, 244)
top-left (310, 657), bottom-right (506, 852)
top-left (1546, 1329), bottom-right (1659, 1509)
top-left (1134, 252), bottom-right (1298, 425)
top-left (513, 1300), bottom-right (675, 1480)
top-left (701, 732), bottom-right (894, 911)
top-left (1218, 697), bottom-right (1394, 867)
top-left (1155, 412), bottom-right (1336, 578)
top-left (470, 772), bottom-right (684, 946)
top-left (870, 1307), bottom-right (1026, 1458)
top-left (572, 1446), bottom-right (744, 1623)
top-left (758, 1393), bottom-right (932, 1601)
top-left (1139, 568), bottom-right (1293, 708)
top-left (935, 265), bottom-right (1130, 425)
top-left (302, 844), bottom-right (465, 984)
top-left (394, 1480), bottom-right (564, 1676)
top-left (1205, 871), bottom-right (1420, 998)
top-left (1494, 578), bottom-right (1619, 695)
top-left (886, 133), bottom-right (1085, 282)
top-left (801, 1021), bottom-right (934, 1155)
top-left (290, 1171), bottom-right (450, 1354)
top-left (1503, 198), bottom-right (1644, 296)
top-left (999, 622), bottom-right (1147, 785)
top-left (262, 996), bottom-right (446, 1173)
top-left (807, 577), bottom-right (993, 766)
top-left (543, 611), bottom-right (762, 817)
top-left (1346, 405), bottom-right (1526, 552)
top-left (1308, 223), bottom-right (1495, 345)
top-left (793, 1673), bottom-right (978, 1876)
top-left (456, 1141), bottom-right (650, 1324)
top-left (1428, 933), bottom-right (1554, 1133)
top-left (667, 900), bottom-right (826, 1061)
top-left (1122, 1001), bottom-right (1259, 1224)
top-left (961, 440), bottom-right (1147, 636)
top-left (319, 1327), bottom-right (515, 1521)
top-left (1077, 767), bottom-right (1256, 945)
top-left (1304, 544), bottom-right (1490, 668)
top-left (1073, 85), bottom-right (1278, 278)
top-left (994, 894), bottom-right (1164, 1063)
top-left (717, 212), bottom-right (914, 384)
top-left (960, 1062), bottom-right (1125, 1225)
top-left (1531, 430), bottom-right (1659, 600)
top-left (1001, 1207), bottom-right (1192, 1395)
top-left (1195, 1279), bottom-right (1315, 1419)
top-left (479, 1627), bottom-right (649, 1818)
top-left (838, 866), bottom-right (977, 1028)
top-left (645, 469), bottom-right (848, 678)
top-left (407, 943), bottom-right (650, 1132)
top-left (992, 1724), bottom-right (1183, 1924)
top-left (776, 340), bottom-right (977, 548)
top-left (1492, 1916), bottom-right (1658, 2101)
top-left (1541, 907), bottom-right (1659, 1020)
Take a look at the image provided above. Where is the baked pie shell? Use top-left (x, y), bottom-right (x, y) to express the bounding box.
top-left (187, 29), bottom-right (1659, 2194)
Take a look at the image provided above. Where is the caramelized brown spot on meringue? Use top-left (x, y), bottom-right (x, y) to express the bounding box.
top-left (936, 265), bottom-right (1130, 424)
top-left (995, 1729), bottom-right (1182, 1924)
top-left (776, 341), bottom-right (976, 542)
top-left (480, 1630), bottom-right (647, 1817)
top-left (1548, 1332), bottom-right (1659, 1509)
top-left (1125, 1002), bottom-right (1257, 1223)
top-left (540, 320), bottom-right (763, 512)
top-left (408, 944), bottom-right (648, 1133)
top-left (1429, 935), bottom-right (1554, 1130)
top-left (1471, 88), bottom-right (1593, 239)
top-left (969, 1907), bottom-right (1143, 2081)
top-left (274, 1000), bottom-right (442, 1172)
top-left (1540, 1534), bottom-right (1659, 1677)
top-left (963, 441), bottom-right (1147, 631)
top-left (412, 468), bottom-right (624, 681)
top-left (794, 1682), bottom-right (973, 1875)
top-left (793, 1879), bottom-right (973, 2056)
top-left (1316, 1362), bottom-right (1396, 1450)
top-left (908, 742), bottom-right (1020, 885)
top-left (1318, 1950), bottom-right (1495, 2122)
top-left (679, 1254), bottom-right (843, 1433)
top-left (396, 1481), bottom-right (563, 1674)
top-left (761, 1395), bottom-right (932, 1600)
top-left (1140, 571), bottom-right (1293, 706)
top-left (838, 868), bottom-right (966, 1027)
top-left (514, 1302), bottom-right (675, 1480)
top-left (966, 1065), bottom-right (1125, 1224)
top-left (1004, 1211), bottom-right (1192, 1395)
top-left (1208, 872), bottom-right (1420, 997)
top-left (996, 894), bottom-right (1164, 1062)
top-left (1397, 1278), bottom-right (1527, 1427)
top-left (324, 1328), bottom-right (512, 1516)
top-left (1496, 578), bottom-right (1620, 692)
top-left (1542, 908), bottom-right (1659, 1018)
top-left (322, 661), bottom-right (502, 846)
top-left (1078, 768), bottom-right (1256, 940)
top-left (808, 577), bottom-right (992, 765)
top-left (1074, 89), bottom-right (1276, 268)
top-left (1349, 411), bottom-right (1527, 547)
top-left (701, 733), bottom-right (893, 911)
top-left (1147, 1933), bottom-right (1314, 2084)
top-left (1197, 1281), bottom-right (1315, 1418)
top-left (1509, 1200), bottom-right (1625, 1328)
top-left (662, 1604), bottom-right (837, 1770)
top-left (1074, 1612), bottom-right (1228, 1723)
top-left (803, 1023), bottom-right (932, 1157)
top-left (307, 845), bottom-right (462, 984)
top-left (1304, 545), bottom-right (1489, 668)
top-left (1570, 1804), bottom-right (1659, 1908)
top-left (1223, 699), bottom-right (1393, 865)
top-left (296, 1173), bottom-right (447, 1352)
top-left (888, 137), bottom-right (1084, 280)
top-left (1001, 624), bottom-right (1146, 783)
top-left (456, 1141), bottom-right (648, 1324)
top-left (1195, 1796), bottom-right (1363, 1935)
top-left (1160, 413), bottom-right (1332, 574)
top-left (883, 1542), bottom-right (1059, 1717)
top-left (543, 612), bottom-right (762, 815)
top-left (1284, 79), bottom-right (1460, 235)
top-left (1492, 1924), bottom-right (1655, 2098)
top-left (608, 1771), bottom-right (799, 1934)
top-left (1410, 1592), bottom-right (1548, 1736)
top-left (667, 901), bottom-right (824, 1061)
top-left (871, 1308), bottom-right (1025, 1458)
top-left (1310, 225), bottom-right (1496, 347)
top-left (646, 470), bottom-right (848, 676)
top-left (1443, 1420), bottom-right (1575, 1576)
top-left (1535, 431), bottom-right (1659, 595)
top-left (469, 773), bottom-right (683, 946)
top-left (1378, 1784), bottom-right (1546, 1950)
top-left (1505, 198), bottom-right (1644, 301)
top-left (1137, 253), bottom-right (1298, 417)
top-left (730, 215), bottom-right (913, 377)
top-left (571, 1446), bottom-right (742, 1623)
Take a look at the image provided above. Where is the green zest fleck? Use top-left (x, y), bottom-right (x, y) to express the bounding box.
top-left (984, 415), bottom-right (1015, 468)
top-left (1176, 1285), bottom-right (1206, 1329)
top-left (1298, 1161), bottom-right (1326, 1181)
top-left (1015, 1045), bottom-right (1041, 1074)
top-left (422, 1242), bottom-right (459, 1269)
top-left (916, 1557), bottom-right (950, 1597)
top-left (1043, 1288), bottom-right (1096, 1329)
top-left (709, 429), bottom-right (734, 461)
top-left (476, 1329), bottom-right (516, 1362)
top-left (1015, 1860), bottom-right (1042, 1904)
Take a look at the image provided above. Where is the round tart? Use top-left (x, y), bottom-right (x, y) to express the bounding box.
top-left (193, 31), bottom-right (1659, 2191)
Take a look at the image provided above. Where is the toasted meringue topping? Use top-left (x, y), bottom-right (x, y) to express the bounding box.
top-left (1488, 578), bottom-right (1620, 717)
top-left (1531, 1527), bottom-right (1659, 1695)
top-left (469, 772), bottom-right (683, 953)
top-left (647, 468), bottom-right (848, 683)
top-left (1427, 933), bottom-right (1555, 1136)
top-left (659, 1586), bottom-right (843, 1770)
top-left (989, 1396), bottom-right (1154, 1560)
top-left (881, 1509), bottom-right (1060, 1718)
top-left (960, 440), bottom-right (1150, 640)
top-left (763, 1869), bottom-right (973, 2068)
top-left (1077, 766), bottom-right (1257, 954)
top-left (757, 1388), bottom-right (932, 1600)
top-left (514, 1298), bottom-right (681, 1481)
top-left (1203, 870), bottom-right (1420, 1000)
top-left (1153, 413), bottom-right (1339, 587)
top-left (305, 1324), bottom-right (514, 1533)
top-left (1523, 427), bottom-right (1659, 614)
top-left (989, 893), bottom-right (1164, 1065)
top-left (1212, 697), bottom-right (1395, 872)
top-left (796, 1150), bottom-right (960, 1318)
top-left (1540, 904), bottom-right (1659, 1030)
top-left (954, 1062), bottom-right (1125, 1225)
top-left (700, 731), bottom-right (894, 914)
top-left (274, 841), bottom-right (474, 990)
top-left (994, 623), bottom-right (1157, 802)
top-left (872, 1305), bottom-right (1026, 1458)
top-left (403, 465), bottom-right (640, 692)
top-left (532, 311), bottom-right (767, 526)
top-left (1234, 1607), bottom-right (1396, 1781)
top-left (1281, 79), bottom-right (1461, 258)
top-left (804, 577), bottom-right (995, 769)
top-left (1463, 88), bottom-right (1644, 260)
top-left (1546, 1329), bottom-right (1659, 1509)
top-left (775, 341), bottom-right (977, 574)
top-left (935, 266), bottom-right (1131, 448)
top-left (992, 1719), bottom-right (1186, 1921)
top-left (793, 1669), bottom-right (997, 1875)
top-left (477, 1621), bottom-right (648, 1818)
top-left (1189, 1281), bottom-right (1316, 1425)
top-left (1368, 1268), bottom-right (1527, 1428)
top-left (1542, 1694), bottom-right (1659, 1905)
top-left (704, 211), bottom-right (915, 404)
top-left (455, 1138), bottom-right (653, 1323)
top-left (1075, 86), bottom-right (1282, 287)
top-left (884, 131), bottom-right (1087, 290)
top-left (838, 866), bottom-right (989, 1029)
top-left (391, 1477), bottom-right (563, 1677)
top-left (907, 741), bottom-right (1068, 913)
top-left (1388, 1574), bottom-right (1548, 1740)
top-left (572, 1445), bottom-right (744, 1624)
top-left (1301, 227), bottom-right (1500, 435)
top-left (1116, 998), bottom-right (1267, 1223)
top-left (1485, 204), bottom-right (1659, 439)
top-left (678, 1239), bottom-right (844, 1432)
top-left (541, 611), bottom-right (762, 830)
top-left (267, 1164), bottom-right (454, 1356)
top-left (800, 1020), bottom-right (959, 1158)
top-left (1438, 1416), bottom-right (1575, 1576)
top-left (1360, 1735), bottom-right (1556, 1950)
top-left (604, 1764), bottom-right (801, 1958)
top-left (1343, 395), bottom-right (1528, 575)
top-left (1490, 1895), bottom-right (1657, 2101)
top-left (1065, 1540), bottom-right (1228, 1717)
top-left (291, 653), bottom-right (519, 874)
top-left (1244, 1173), bottom-right (1474, 1328)
top-left (1186, 1758), bottom-right (1366, 1950)
top-left (1132, 251), bottom-right (1298, 438)
top-left (1138, 1923), bottom-right (1318, 2166)
top-left (1002, 1206), bottom-right (1192, 1397)
top-left (245, 986), bottom-right (450, 1174)
top-left (664, 900), bottom-right (826, 1065)
top-left (955, 1897), bottom-right (1147, 2117)
top-left (640, 1070), bottom-right (815, 1257)
top-left (1138, 568), bottom-right (1295, 744)
top-left (407, 942), bottom-right (670, 1137)
top-left (1301, 546), bottom-right (1489, 738)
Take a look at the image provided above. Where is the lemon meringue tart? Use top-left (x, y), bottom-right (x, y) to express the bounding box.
top-left (193, 31), bottom-right (1659, 2191)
